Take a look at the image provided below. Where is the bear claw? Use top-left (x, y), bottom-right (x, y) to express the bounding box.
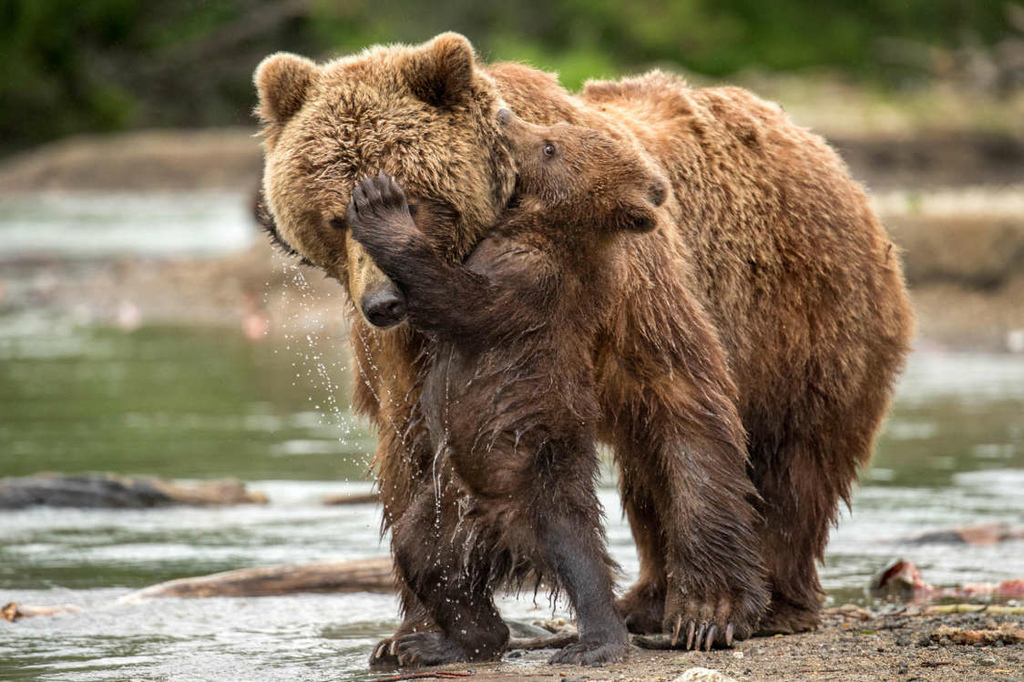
top-left (368, 638), bottom-right (399, 668)
top-left (668, 615), bottom-right (740, 651)
top-left (662, 571), bottom-right (769, 651)
top-left (704, 624), bottom-right (717, 651)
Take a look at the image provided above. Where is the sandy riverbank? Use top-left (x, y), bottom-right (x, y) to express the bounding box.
top-left (384, 607), bottom-right (1023, 682)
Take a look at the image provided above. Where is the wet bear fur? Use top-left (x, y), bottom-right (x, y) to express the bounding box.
top-left (344, 113), bottom-right (673, 665)
top-left (253, 33), bottom-right (915, 660)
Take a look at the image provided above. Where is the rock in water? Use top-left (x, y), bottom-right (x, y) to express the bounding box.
top-left (0, 473), bottom-right (267, 509)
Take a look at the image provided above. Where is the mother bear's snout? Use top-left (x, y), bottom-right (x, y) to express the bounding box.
top-left (360, 284), bottom-right (407, 328)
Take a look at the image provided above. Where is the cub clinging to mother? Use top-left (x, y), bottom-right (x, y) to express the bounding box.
top-left (345, 110), bottom-right (672, 665)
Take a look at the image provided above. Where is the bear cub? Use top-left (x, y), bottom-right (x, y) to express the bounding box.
top-left (347, 110), bottom-right (667, 666)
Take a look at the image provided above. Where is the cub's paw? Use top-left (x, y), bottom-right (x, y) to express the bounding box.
top-left (389, 632), bottom-right (467, 667)
top-left (662, 577), bottom-right (769, 651)
top-left (346, 172), bottom-right (414, 240)
top-left (368, 637), bottom-right (400, 669)
top-left (615, 581), bottom-right (665, 635)
top-left (548, 638), bottom-right (631, 666)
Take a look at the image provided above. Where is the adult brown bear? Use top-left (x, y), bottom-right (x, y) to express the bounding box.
top-left (253, 33), bottom-right (914, 659)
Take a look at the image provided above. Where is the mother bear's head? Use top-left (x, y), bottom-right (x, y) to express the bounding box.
top-left (254, 33), bottom-right (516, 328)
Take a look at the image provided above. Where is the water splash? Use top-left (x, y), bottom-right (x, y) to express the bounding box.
top-left (271, 258), bottom-right (364, 474)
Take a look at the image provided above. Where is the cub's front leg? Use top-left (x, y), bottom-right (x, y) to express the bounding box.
top-left (346, 173), bottom-right (503, 346)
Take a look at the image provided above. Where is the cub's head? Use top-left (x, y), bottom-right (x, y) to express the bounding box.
top-left (497, 109), bottom-right (667, 235)
top-left (254, 33), bottom-right (516, 328)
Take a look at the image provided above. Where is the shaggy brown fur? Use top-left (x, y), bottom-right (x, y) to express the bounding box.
top-left (344, 114), bottom-right (672, 665)
top-left (254, 33), bottom-right (914, 663)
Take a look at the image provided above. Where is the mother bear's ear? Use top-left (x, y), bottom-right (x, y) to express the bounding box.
top-left (254, 52), bottom-right (318, 125)
top-left (405, 32), bottom-right (477, 108)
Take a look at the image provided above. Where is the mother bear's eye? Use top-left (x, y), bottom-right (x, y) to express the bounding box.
top-left (543, 142), bottom-right (556, 158)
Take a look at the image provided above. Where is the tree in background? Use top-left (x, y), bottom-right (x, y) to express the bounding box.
top-left (0, 0), bottom-right (1019, 154)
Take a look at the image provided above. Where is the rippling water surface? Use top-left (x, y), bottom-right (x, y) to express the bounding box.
top-left (0, 192), bottom-right (253, 261)
top-left (2, 322), bottom-right (1021, 681)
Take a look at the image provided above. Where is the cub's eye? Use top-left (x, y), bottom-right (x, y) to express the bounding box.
top-left (543, 142), bottom-right (556, 157)
top-left (406, 200), bottom-right (420, 218)
top-left (329, 216), bottom-right (346, 230)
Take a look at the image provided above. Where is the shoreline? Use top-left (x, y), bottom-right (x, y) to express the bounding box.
top-left (372, 607), bottom-right (1024, 681)
top-left (1, 125), bottom-right (1022, 193)
top-left (0, 124), bottom-right (1021, 353)
top-left (1, 240), bottom-right (1020, 354)
top-left (1, 211), bottom-right (1021, 354)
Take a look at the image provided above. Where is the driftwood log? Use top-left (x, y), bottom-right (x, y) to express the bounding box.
top-left (118, 557), bottom-right (395, 602)
top-left (322, 491), bottom-right (380, 506)
top-left (6, 558), bottom-right (395, 619)
top-left (904, 522), bottom-right (1024, 546)
top-left (2, 602), bottom-right (82, 622)
top-left (0, 473), bottom-right (267, 509)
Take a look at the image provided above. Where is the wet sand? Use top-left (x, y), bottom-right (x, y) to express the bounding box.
top-left (400, 608), bottom-right (1023, 682)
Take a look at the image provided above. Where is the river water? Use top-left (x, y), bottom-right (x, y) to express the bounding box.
top-left (0, 193), bottom-right (1022, 680)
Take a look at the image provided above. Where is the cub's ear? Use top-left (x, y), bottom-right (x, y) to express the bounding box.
top-left (405, 32), bottom-right (477, 107)
top-left (615, 176), bottom-right (667, 233)
top-left (255, 53), bottom-right (317, 125)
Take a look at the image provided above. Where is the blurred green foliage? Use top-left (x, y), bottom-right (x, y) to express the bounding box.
top-left (0, 0), bottom-right (1016, 154)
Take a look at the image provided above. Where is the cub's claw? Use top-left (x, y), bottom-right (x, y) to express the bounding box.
top-left (368, 638), bottom-right (399, 668)
top-left (392, 632), bottom-right (463, 667)
top-left (346, 173), bottom-right (418, 254)
top-left (349, 173), bottom-right (410, 218)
